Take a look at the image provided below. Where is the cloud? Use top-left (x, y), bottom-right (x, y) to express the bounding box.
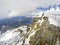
top-left (34, 7), bottom-right (60, 26)
top-left (8, 10), bottom-right (19, 17)
top-left (46, 7), bottom-right (60, 26)
top-left (44, 7), bottom-right (60, 26)
top-left (0, 0), bottom-right (60, 18)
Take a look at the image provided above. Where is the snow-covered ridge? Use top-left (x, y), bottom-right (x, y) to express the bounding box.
top-left (0, 25), bottom-right (27, 45)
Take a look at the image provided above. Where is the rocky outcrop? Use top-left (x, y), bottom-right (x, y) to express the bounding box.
top-left (29, 16), bottom-right (60, 45)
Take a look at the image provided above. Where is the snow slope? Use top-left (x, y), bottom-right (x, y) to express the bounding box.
top-left (0, 25), bottom-right (27, 45)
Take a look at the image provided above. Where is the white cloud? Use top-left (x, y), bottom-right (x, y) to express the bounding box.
top-left (45, 7), bottom-right (60, 14)
top-left (0, 0), bottom-right (60, 18)
top-left (44, 7), bottom-right (60, 26)
top-left (35, 7), bottom-right (60, 26)
top-left (8, 10), bottom-right (19, 17)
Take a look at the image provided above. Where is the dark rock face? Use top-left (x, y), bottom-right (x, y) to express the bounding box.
top-left (29, 16), bottom-right (60, 45)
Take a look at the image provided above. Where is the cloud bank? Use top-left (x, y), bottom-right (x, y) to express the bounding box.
top-left (0, 0), bottom-right (60, 18)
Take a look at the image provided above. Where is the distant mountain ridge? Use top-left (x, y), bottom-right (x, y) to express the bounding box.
top-left (36, 4), bottom-right (60, 11)
top-left (0, 16), bottom-right (32, 28)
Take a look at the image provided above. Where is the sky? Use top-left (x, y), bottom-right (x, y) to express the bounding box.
top-left (0, 0), bottom-right (60, 18)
